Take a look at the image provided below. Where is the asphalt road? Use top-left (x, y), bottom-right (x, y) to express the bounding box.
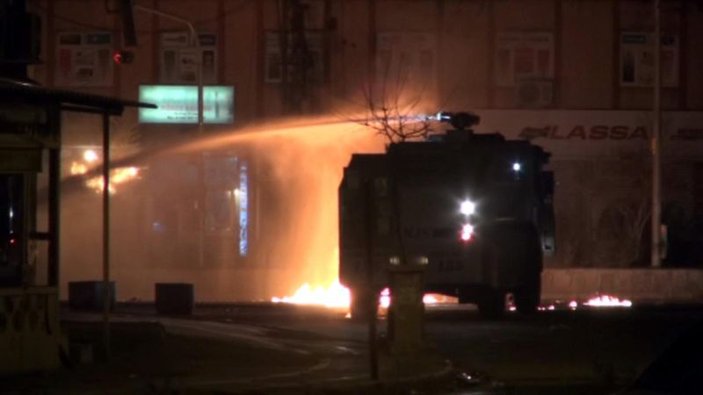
top-left (423, 305), bottom-right (703, 394)
top-left (111, 302), bottom-right (703, 394)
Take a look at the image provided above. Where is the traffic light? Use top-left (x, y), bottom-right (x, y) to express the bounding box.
top-left (112, 49), bottom-right (134, 64)
top-left (120, 0), bottom-right (137, 46)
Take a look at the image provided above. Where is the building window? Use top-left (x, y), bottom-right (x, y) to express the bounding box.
top-left (376, 32), bottom-right (436, 92)
top-left (619, 32), bottom-right (679, 88)
top-left (495, 31), bottom-right (555, 108)
top-left (264, 31), bottom-right (324, 85)
top-left (495, 31), bottom-right (555, 87)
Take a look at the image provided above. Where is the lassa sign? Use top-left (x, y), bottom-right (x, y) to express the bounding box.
top-left (475, 110), bottom-right (703, 159)
top-left (519, 125), bottom-right (648, 140)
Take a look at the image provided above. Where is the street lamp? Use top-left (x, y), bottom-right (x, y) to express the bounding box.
top-left (651, 0), bottom-right (662, 267)
top-left (132, 5), bottom-right (206, 267)
top-left (133, 5), bottom-right (203, 132)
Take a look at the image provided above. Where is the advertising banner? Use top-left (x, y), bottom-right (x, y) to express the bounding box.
top-left (620, 32), bottom-right (678, 87)
top-left (138, 85), bottom-right (234, 124)
top-left (55, 32), bottom-right (113, 87)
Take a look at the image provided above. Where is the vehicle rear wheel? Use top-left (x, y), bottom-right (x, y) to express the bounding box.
top-left (514, 275), bottom-right (541, 314)
top-left (349, 287), bottom-right (377, 322)
top-left (478, 289), bottom-right (505, 318)
top-left (514, 228), bottom-right (542, 315)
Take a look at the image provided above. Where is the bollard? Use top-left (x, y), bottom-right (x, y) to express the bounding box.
top-left (387, 257), bottom-right (427, 358)
top-left (68, 281), bottom-right (115, 311)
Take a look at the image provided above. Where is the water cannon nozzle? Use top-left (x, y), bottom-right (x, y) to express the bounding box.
top-left (437, 112), bottom-right (480, 131)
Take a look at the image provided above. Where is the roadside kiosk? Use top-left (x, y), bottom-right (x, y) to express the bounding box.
top-left (0, 79), bottom-right (153, 373)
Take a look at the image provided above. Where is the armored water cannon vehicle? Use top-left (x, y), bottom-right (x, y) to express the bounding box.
top-left (339, 111), bottom-right (555, 317)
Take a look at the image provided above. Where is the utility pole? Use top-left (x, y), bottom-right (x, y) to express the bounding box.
top-left (101, 113), bottom-right (111, 359)
top-left (0, 0), bottom-right (39, 81)
top-left (651, 0), bottom-right (662, 267)
top-left (133, 5), bottom-right (206, 267)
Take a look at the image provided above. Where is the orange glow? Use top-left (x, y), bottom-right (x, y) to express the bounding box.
top-left (84, 166), bottom-right (141, 194)
top-left (70, 161), bottom-right (88, 175)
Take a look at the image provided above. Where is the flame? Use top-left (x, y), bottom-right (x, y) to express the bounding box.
top-left (552, 294), bottom-right (634, 311)
top-left (272, 282), bottom-right (457, 309)
top-left (271, 280), bottom-right (351, 308)
top-left (70, 161), bottom-right (88, 175)
top-left (584, 294), bottom-right (633, 308)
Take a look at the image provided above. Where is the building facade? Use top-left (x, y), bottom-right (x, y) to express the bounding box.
top-left (25, 0), bottom-right (703, 301)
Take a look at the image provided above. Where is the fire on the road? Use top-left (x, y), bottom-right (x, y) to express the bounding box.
top-left (271, 281), bottom-right (351, 308)
top-left (271, 281), bottom-right (458, 309)
top-left (584, 294), bottom-right (633, 307)
top-left (533, 294), bottom-right (634, 311)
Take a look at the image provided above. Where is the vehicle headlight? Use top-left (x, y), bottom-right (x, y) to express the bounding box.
top-left (460, 199), bottom-right (476, 216)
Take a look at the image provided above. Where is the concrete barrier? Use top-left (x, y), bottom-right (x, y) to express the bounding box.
top-left (68, 281), bottom-right (115, 311)
top-left (541, 268), bottom-right (703, 303)
top-left (155, 283), bottom-right (194, 315)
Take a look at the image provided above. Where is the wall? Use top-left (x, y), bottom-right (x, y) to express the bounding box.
top-left (22, 1), bottom-right (703, 299)
top-left (542, 268), bottom-right (703, 303)
top-left (27, 0), bottom-right (703, 117)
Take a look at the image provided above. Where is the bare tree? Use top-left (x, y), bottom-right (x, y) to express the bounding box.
top-left (345, 35), bottom-right (438, 145)
top-left (358, 70), bottom-right (432, 144)
top-left (592, 157), bottom-right (652, 267)
top-left (554, 156), bottom-right (652, 268)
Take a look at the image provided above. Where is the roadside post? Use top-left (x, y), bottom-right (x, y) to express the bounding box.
top-left (362, 180), bottom-right (380, 380)
top-left (387, 256), bottom-right (428, 373)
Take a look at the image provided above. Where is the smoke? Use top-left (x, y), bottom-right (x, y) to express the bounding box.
top-left (57, 115), bottom-right (384, 301)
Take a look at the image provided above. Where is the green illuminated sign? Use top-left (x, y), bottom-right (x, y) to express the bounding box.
top-left (138, 85), bottom-right (234, 124)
